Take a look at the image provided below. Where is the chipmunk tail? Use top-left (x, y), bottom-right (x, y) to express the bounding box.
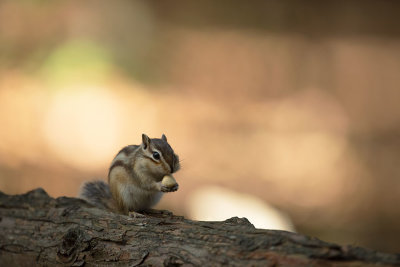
top-left (78, 180), bottom-right (116, 211)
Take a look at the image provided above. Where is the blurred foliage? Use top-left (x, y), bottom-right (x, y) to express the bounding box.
top-left (39, 40), bottom-right (112, 86)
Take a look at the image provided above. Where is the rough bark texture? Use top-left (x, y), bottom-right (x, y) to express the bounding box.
top-left (0, 188), bottom-right (399, 266)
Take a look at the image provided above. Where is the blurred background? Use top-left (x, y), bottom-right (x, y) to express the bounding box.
top-left (1, 0), bottom-right (399, 253)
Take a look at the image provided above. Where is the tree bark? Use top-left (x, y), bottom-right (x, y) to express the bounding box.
top-left (0, 188), bottom-right (399, 266)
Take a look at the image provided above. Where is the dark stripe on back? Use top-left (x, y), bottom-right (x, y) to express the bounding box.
top-left (109, 160), bottom-right (131, 175)
top-left (119, 145), bottom-right (139, 156)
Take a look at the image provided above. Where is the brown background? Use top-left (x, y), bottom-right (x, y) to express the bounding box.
top-left (0, 0), bottom-right (399, 253)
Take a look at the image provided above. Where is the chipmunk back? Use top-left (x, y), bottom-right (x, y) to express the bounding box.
top-left (79, 134), bottom-right (180, 215)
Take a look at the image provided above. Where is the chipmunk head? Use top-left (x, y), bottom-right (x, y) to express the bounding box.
top-left (140, 133), bottom-right (180, 179)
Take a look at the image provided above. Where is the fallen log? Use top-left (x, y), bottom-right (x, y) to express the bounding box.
top-left (0, 188), bottom-right (399, 266)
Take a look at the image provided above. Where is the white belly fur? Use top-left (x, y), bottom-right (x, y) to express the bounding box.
top-left (119, 183), bottom-right (164, 211)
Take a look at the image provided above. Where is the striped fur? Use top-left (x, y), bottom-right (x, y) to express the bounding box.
top-left (79, 134), bottom-right (180, 214)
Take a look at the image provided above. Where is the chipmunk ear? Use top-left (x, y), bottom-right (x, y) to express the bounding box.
top-left (161, 134), bottom-right (167, 142)
top-left (142, 134), bottom-right (151, 149)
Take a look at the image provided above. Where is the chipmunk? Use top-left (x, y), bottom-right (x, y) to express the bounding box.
top-left (79, 134), bottom-right (180, 217)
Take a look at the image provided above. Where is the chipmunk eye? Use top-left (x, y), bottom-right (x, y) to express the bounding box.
top-left (152, 151), bottom-right (160, 160)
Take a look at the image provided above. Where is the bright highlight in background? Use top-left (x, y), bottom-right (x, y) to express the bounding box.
top-left (188, 186), bottom-right (295, 231)
top-left (43, 86), bottom-right (122, 170)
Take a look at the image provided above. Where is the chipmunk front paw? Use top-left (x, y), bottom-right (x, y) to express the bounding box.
top-left (160, 175), bottom-right (179, 193)
top-left (160, 183), bottom-right (179, 193)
